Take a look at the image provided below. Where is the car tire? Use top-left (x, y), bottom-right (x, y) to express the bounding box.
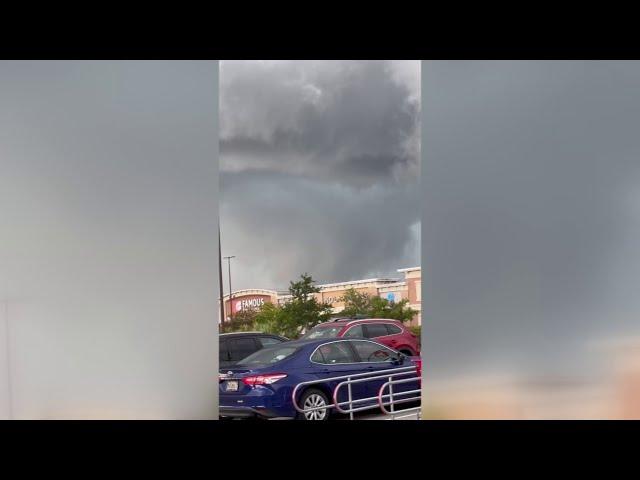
top-left (296, 388), bottom-right (331, 421)
top-left (399, 349), bottom-right (414, 356)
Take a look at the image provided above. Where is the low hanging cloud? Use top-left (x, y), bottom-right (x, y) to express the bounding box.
top-left (221, 171), bottom-right (420, 291)
top-left (219, 61), bottom-right (421, 290)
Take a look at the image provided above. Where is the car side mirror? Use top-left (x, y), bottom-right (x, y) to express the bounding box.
top-left (391, 353), bottom-right (404, 365)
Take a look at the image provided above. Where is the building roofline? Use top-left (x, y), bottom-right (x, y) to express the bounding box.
top-left (397, 266), bottom-right (421, 273)
top-left (317, 277), bottom-right (399, 289)
top-left (222, 289), bottom-right (278, 301)
top-left (378, 281), bottom-right (407, 288)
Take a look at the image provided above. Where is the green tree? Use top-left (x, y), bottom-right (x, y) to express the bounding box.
top-left (368, 296), bottom-right (418, 323)
top-left (341, 287), bottom-right (418, 323)
top-left (281, 273), bottom-right (333, 338)
top-left (219, 308), bottom-right (258, 333)
top-left (340, 288), bottom-right (371, 317)
top-left (253, 302), bottom-right (289, 336)
top-left (251, 274), bottom-right (333, 339)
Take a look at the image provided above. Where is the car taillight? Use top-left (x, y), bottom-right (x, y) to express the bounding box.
top-left (414, 359), bottom-right (422, 378)
top-left (242, 373), bottom-right (287, 386)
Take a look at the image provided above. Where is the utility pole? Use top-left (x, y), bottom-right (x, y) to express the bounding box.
top-left (218, 227), bottom-right (225, 327)
top-left (223, 255), bottom-right (236, 321)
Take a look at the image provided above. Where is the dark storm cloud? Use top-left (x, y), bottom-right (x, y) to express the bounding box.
top-left (219, 61), bottom-right (421, 291)
top-left (220, 171), bottom-right (420, 291)
top-left (220, 61), bottom-right (420, 188)
top-left (423, 61), bottom-right (640, 380)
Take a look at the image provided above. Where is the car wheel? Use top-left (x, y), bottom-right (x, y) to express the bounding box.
top-left (297, 388), bottom-right (330, 421)
top-left (399, 349), bottom-right (414, 356)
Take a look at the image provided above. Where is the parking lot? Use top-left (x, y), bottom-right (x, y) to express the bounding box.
top-left (219, 321), bottom-right (422, 421)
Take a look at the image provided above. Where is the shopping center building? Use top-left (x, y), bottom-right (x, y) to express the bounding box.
top-left (221, 267), bottom-right (421, 326)
top-left (221, 289), bottom-right (278, 321)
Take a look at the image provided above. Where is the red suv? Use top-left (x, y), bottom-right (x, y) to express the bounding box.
top-left (301, 317), bottom-right (420, 356)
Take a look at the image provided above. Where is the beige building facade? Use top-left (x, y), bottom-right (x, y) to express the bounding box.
top-left (221, 289), bottom-right (278, 323)
top-left (222, 267), bottom-right (422, 326)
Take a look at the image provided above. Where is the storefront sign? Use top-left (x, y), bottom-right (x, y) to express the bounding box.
top-left (232, 296), bottom-right (268, 312)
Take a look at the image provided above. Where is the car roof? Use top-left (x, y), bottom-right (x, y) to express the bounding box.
top-left (278, 338), bottom-right (328, 347)
top-left (279, 337), bottom-right (388, 350)
top-left (248, 338), bottom-right (342, 351)
top-left (315, 318), bottom-right (402, 327)
top-left (219, 332), bottom-right (286, 338)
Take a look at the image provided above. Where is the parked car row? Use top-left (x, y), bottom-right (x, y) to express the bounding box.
top-left (220, 332), bottom-right (288, 369)
top-left (219, 317), bottom-right (422, 420)
top-left (300, 317), bottom-right (420, 356)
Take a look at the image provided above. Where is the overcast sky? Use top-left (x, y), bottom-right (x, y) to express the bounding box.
top-left (220, 61), bottom-right (421, 292)
top-left (423, 61), bottom-right (640, 381)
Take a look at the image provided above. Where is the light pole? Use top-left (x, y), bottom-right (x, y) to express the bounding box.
top-left (223, 255), bottom-right (236, 321)
top-left (218, 227), bottom-right (225, 327)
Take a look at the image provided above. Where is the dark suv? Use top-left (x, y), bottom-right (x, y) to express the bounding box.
top-left (219, 332), bottom-right (288, 369)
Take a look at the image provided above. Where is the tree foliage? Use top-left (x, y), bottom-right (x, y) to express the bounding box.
top-left (253, 302), bottom-right (285, 336)
top-left (219, 308), bottom-right (258, 333)
top-left (279, 273), bottom-right (333, 338)
top-left (340, 288), bottom-right (371, 317)
top-left (224, 273), bottom-right (333, 338)
top-left (340, 287), bottom-right (418, 323)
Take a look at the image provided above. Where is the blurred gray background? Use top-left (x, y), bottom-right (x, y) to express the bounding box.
top-left (0, 61), bottom-right (219, 419)
top-left (422, 61), bottom-right (640, 418)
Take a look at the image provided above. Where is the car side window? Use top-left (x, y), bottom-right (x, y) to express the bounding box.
top-left (364, 323), bottom-right (388, 338)
top-left (228, 337), bottom-right (258, 361)
top-left (310, 349), bottom-right (325, 363)
top-left (219, 339), bottom-right (230, 361)
top-left (351, 341), bottom-right (395, 363)
top-left (312, 342), bottom-right (356, 364)
top-left (385, 324), bottom-right (402, 335)
top-left (343, 325), bottom-right (364, 338)
top-left (258, 337), bottom-right (284, 348)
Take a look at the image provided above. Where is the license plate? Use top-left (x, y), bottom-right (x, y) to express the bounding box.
top-left (226, 380), bottom-right (238, 392)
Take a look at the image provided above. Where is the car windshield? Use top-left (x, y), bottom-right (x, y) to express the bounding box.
top-left (237, 345), bottom-right (299, 367)
top-left (301, 326), bottom-right (343, 339)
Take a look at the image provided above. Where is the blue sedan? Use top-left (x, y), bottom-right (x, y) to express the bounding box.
top-left (219, 337), bottom-right (421, 420)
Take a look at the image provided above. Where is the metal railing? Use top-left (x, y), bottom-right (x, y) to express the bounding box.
top-left (291, 365), bottom-right (421, 420)
top-left (377, 377), bottom-right (422, 419)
